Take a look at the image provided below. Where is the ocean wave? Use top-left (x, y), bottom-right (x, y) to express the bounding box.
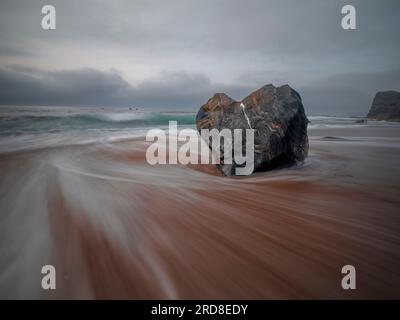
top-left (0, 112), bottom-right (196, 135)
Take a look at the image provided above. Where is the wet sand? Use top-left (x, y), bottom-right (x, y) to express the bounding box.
top-left (0, 126), bottom-right (400, 299)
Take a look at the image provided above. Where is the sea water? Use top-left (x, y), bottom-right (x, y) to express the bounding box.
top-left (1, 105), bottom-right (398, 154)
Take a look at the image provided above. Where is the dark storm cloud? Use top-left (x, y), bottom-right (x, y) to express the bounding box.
top-left (0, 0), bottom-right (399, 114)
top-left (2, 64), bottom-right (398, 114)
top-left (0, 65), bottom-right (253, 109)
top-left (0, 66), bottom-right (132, 107)
top-left (132, 71), bottom-right (252, 108)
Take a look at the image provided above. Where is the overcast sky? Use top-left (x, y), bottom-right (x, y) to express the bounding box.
top-left (0, 0), bottom-right (399, 115)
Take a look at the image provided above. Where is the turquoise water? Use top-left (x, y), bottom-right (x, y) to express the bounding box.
top-left (0, 111), bottom-right (196, 135)
top-left (0, 107), bottom-right (197, 153)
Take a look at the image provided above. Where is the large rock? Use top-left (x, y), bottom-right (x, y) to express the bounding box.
top-left (367, 91), bottom-right (400, 121)
top-left (196, 84), bottom-right (309, 175)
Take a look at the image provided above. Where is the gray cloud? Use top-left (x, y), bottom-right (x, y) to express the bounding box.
top-left (0, 0), bottom-right (399, 114)
top-left (1, 64), bottom-right (398, 115)
top-left (0, 65), bottom-right (132, 107)
top-left (0, 65), bottom-right (253, 109)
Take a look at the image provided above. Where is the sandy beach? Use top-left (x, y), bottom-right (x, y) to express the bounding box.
top-left (1, 123), bottom-right (400, 299)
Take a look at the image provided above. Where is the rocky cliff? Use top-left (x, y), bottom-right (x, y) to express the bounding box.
top-left (367, 91), bottom-right (400, 121)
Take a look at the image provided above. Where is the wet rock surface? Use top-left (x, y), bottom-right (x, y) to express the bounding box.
top-left (196, 84), bottom-right (309, 175)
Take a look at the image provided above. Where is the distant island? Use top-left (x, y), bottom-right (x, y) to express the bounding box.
top-left (367, 90), bottom-right (400, 121)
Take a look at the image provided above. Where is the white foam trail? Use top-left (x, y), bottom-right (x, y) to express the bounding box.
top-left (240, 103), bottom-right (252, 129)
top-left (0, 159), bottom-right (51, 299)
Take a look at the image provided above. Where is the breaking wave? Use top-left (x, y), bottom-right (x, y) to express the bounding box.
top-left (0, 112), bottom-right (196, 135)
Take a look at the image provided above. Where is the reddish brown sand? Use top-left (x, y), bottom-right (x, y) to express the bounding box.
top-left (1, 127), bottom-right (400, 299)
top-left (48, 179), bottom-right (400, 299)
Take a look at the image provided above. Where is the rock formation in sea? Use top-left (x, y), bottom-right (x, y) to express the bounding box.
top-left (367, 91), bottom-right (400, 121)
top-left (196, 84), bottom-right (309, 176)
